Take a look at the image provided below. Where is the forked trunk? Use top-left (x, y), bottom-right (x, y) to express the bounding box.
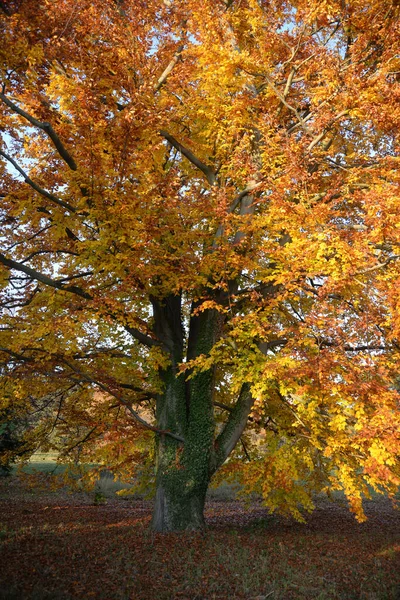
top-left (150, 297), bottom-right (221, 532)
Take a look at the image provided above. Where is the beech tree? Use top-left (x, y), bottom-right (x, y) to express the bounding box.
top-left (1, 0), bottom-right (400, 531)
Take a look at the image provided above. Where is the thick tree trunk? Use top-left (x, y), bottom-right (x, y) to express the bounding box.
top-left (151, 367), bottom-right (214, 531)
top-left (152, 486), bottom-right (207, 531)
top-left (150, 297), bottom-right (222, 532)
top-left (152, 459), bottom-right (209, 531)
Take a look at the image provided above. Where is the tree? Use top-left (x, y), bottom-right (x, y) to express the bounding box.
top-left (0, 0), bottom-right (399, 531)
top-left (0, 409), bottom-right (27, 476)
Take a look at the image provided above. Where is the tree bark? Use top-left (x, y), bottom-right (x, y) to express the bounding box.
top-left (152, 477), bottom-right (208, 532)
top-left (151, 392), bottom-right (214, 531)
top-left (151, 299), bottom-right (221, 532)
top-left (152, 442), bottom-right (209, 531)
top-left (151, 366), bottom-right (213, 531)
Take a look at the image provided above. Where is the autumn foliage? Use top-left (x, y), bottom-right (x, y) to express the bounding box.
top-left (0, 0), bottom-right (399, 530)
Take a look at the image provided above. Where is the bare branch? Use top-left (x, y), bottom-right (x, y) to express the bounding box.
top-left (119, 382), bottom-right (158, 399)
top-left (0, 346), bottom-right (31, 362)
top-left (0, 252), bottom-right (93, 299)
top-left (307, 109), bottom-right (350, 152)
top-left (320, 341), bottom-right (388, 352)
top-left (262, 75), bottom-right (312, 135)
top-left (276, 67), bottom-right (296, 116)
top-left (63, 426), bottom-right (100, 455)
top-left (156, 45), bottom-right (184, 91)
top-left (19, 249), bottom-right (80, 263)
top-left (213, 180), bottom-right (262, 246)
top-left (356, 255), bottom-right (400, 275)
top-left (282, 68), bottom-right (296, 100)
top-left (57, 270), bottom-right (94, 283)
top-left (240, 437), bottom-right (251, 461)
top-left (213, 383), bottom-right (254, 472)
top-left (0, 253), bottom-right (159, 348)
top-left (0, 150), bottom-right (76, 213)
top-left (258, 338), bottom-right (288, 353)
top-left (159, 130), bottom-right (216, 185)
top-left (233, 194), bottom-right (255, 245)
top-left (0, 92), bottom-right (77, 170)
top-left (124, 324), bottom-right (162, 348)
top-left (214, 400), bottom-right (234, 412)
top-left (228, 180), bottom-right (263, 213)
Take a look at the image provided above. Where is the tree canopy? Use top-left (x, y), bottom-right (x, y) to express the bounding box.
top-left (0, 0), bottom-right (399, 531)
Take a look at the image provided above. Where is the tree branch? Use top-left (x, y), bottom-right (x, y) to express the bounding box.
top-left (212, 382), bottom-right (254, 472)
top-left (320, 341), bottom-right (388, 352)
top-left (19, 249), bottom-right (80, 263)
top-left (307, 109), bottom-right (350, 152)
top-left (240, 437), bottom-right (251, 461)
top-left (119, 382), bottom-right (158, 399)
top-left (0, 252), bottom-right (92, 299)
top-left (159, 130), bottom-right (216, 185)
top-left (356, 255), bottom-right (400, 275)
top-left (214, 400), bottom-right (234, 412)
top-left (258, 338), bottom-right (288, 354)
top-left (228, 180), bottom-right (263, 214)
top-left (0, 252), bottom-right (158, 348)
top-left (0, 346), bottom-right (31, 363)
top-left (57, 270), bottom-right (94, 283)
top-left (262, 75), bottom-right (312, 135)
top-left (0, 150), bottom-right (76, 213)
top-left (0, 92), bottom-right (77, 170)
top-left (213, 180), bottom-right (262, 247)
top-left (63, 426), bottom-right (100, 456)
top-left (63, 360), bottom-right (185, 443)
top-left (233, 194), bottom-right (255, 245)
top-left (0, 252), bottom-right (159, 348)
top-left (124, 324), bottom-right (162, 348)
top-left (155, 45), bottom-right (184, 91)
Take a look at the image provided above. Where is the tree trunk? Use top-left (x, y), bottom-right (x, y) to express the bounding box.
top-left (151, 366), bottom-right (214, 532)
top-left (152, 451), bottom-right (209, 531)
top-left (152, 485), bottom-right (207, 531)
top-left (150, 298), bottom-right (221, 532)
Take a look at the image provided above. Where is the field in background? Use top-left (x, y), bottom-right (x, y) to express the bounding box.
top-left (16, 454), bottom-right (243, 503)
top-left (19, 453), bottom-right (400, 505)
top-left (1, 463), bottom-right (400, 599)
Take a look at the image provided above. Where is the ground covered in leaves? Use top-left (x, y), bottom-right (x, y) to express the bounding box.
top-left (0, 477), bottom-right (399, 599)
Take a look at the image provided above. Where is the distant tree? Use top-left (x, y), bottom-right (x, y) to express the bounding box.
top-left (0, 0), bottom-right (399, 531)
top-left (0, 408), bottom-right (29, 475)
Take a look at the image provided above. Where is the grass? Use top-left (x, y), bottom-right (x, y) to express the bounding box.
top-left (15, 453), bottom-right (67, 476)
top-left (17, 456), bottom-right (243, 503)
